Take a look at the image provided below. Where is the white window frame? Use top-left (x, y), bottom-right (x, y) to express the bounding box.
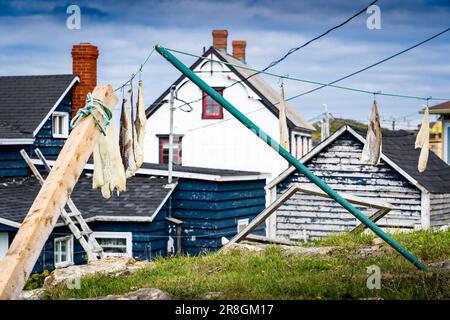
top-left (0, 232), bottom-right (9, 262)
top-left (52, 112), bottom-right (69, 138)
top-left (54, 235), bottom-right (74, 268)
top-left (92, 232), bottom-right (132, 257)
top-left (444, 122), bottom-right (450, 164)
top-left (237, 218), bottom-right (249, 233)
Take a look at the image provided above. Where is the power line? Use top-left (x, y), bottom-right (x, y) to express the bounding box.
top-left (171, 0), bottom-right (379, 109)
top-left (226, 0), bottom-right (379, 90)
top-left (285, 27), bottom-right (450, 102)
top-left (165, 46), bottom-right (450, 102)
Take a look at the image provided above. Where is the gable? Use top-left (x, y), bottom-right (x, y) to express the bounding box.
top-left (146, 47), bottom-right (313, 132)
top-left (0, 74), bottom-right (78, 140)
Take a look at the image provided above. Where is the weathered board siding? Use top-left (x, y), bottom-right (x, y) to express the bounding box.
top-left (276, 132), bottom-right (422, 241)
top-left (430, 193), bottom-right (450, 227)
top-left (171, 178), bottom-right (266, 255)
top-left (0, 91), bottom-right (72, 178)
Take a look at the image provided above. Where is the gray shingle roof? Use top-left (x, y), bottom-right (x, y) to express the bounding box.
top-left (0, 74), bottom-right (78, 139)
top-left (352, 127), bottom-right (450, 193)
top-left (141, 162), bottom-right (263, 177)
top-left (0, 173), bottom-right (175, 225)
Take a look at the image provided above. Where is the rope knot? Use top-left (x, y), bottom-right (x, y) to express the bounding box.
top-left (70, 93), bottom-right (113, 135)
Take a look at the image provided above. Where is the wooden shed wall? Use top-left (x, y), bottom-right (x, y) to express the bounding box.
top-left (171, 178), bottom-right (266, 255)
top-left (430, 193), bottom-right (450, 227)
top-left (275, 132), bottom-right (422, 241)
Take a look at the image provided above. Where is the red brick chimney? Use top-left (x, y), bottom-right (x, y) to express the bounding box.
top-left (71, 43), bottom-right (99, 117)
top-left (212, 30), bottom-right (228, 52)
top-left (232, 40), bottom-right (246, 62)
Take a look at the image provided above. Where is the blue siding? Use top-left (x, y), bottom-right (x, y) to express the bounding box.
top-left (170, 178), bottom-right (266, 255)
top-left (0, 90), bottom-right (72, 178)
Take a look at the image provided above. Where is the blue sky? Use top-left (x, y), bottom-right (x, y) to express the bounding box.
top-left (1, 0), bottom-right (450, 128)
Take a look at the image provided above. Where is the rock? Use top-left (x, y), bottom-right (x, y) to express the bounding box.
top-left (372, 238), bottom-right (384, 246)
top-left (18, 288), bottom-right (46, 300)
top-left (96, 288), bottom-right (170, 300)
top-left (223, 243), bottom-right (334, 257)
top-left (203, 291), bottom-right (223, 300)
top-left (44, 257), bottom-right (153, 289)
top-left (429, 260), bottom-right (450, 270)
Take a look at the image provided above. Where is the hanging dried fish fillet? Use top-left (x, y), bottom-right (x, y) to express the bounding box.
top-left (415, 107), bottom-right (430, 173)
top-left (134, 80), bottom-right (147, 169)
top-left (119, 98), bottom-right (136, 178)
top-left (93, 122), bottom-right (126, 199)
top-left (361, 100), bottom-right (382, 165)
top-left (278, 83), bottom-right (290, 151)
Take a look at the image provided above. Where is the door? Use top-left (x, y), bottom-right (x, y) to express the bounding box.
top-left (0, 233), bottom-right (9, 262)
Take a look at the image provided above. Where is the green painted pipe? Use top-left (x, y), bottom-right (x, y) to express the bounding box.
top-left (155, 45), bottom-right (427, 271)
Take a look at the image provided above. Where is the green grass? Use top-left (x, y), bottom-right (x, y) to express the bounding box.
top-left (44, 229), bottom-right (450, 300)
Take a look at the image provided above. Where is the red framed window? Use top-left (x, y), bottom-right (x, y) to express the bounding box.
top-left (158, 135), bottom-right (182, 165)
top-left (202, 87), bottom-right (224, 119)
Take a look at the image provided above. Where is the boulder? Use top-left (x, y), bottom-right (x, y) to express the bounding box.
top-left (96, 288), bottom-right (170, 300)
top-left (18, 288), bottom-right (46, 300)
top-left (44, 257), bottom-right (153, 289)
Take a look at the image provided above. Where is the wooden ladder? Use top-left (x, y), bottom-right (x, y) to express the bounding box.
top-left (21, 149), bottom-right (104, 262)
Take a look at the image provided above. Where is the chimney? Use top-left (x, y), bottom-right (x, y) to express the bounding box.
top-left (232, 40), bottom-right (246, 62)
top-left (212, 29), bottom-right (228, 52)
top-left (71, 43), bottom-right (99, 117)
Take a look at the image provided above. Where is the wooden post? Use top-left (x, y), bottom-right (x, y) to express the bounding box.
top-left (0, 85), bottom-right (117, 300)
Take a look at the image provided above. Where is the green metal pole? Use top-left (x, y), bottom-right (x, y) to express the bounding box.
top-left (155, 45), bottom-right (427, 271)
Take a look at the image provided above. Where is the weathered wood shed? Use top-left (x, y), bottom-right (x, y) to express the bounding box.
top-left (267, 125), bottom-right (450, 241)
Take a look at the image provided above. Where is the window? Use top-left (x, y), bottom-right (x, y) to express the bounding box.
top-left (237, 218), bottom-right (249, 233)
top-left (159, 135), bottom-right (182, 165)
top-left (92, 232), bottom-right (132, 257)
top-left (202, 87), bottom-right (224, 119)
top-left (0, 233), bottom-right (8, 262)
top-left (54, 236), bottom-right (74, 268)
top-left (52, 112), bottom-right (69, 138)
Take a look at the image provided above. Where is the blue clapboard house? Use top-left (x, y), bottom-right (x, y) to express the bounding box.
top-left (0, 75), bottom-right (267, 273)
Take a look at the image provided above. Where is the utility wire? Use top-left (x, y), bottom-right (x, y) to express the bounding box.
top-left (226, 0), bottom-right (379, 90)
top-left (286, 27), bottom-right (450, 102)
top-left (165, 46), bottom-right (450, 102)
top-left (169, 0), bottom-right (379, 108)
top-left (114, 47), bottom-right (156, 92)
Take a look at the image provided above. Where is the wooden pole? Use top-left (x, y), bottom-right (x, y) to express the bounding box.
top-left (0, 84), bottom-right (117, 300)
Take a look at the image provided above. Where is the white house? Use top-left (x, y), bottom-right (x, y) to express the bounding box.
top-left (144, 30), bottom-right (314, 181)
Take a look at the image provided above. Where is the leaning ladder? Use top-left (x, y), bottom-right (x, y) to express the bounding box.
top-left (21, 149), bottom-right (103, 261)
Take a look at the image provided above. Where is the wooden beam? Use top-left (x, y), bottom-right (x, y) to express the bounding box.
top-left (222, 183), bottom-right (394, 249)
top-left (0, 85), bottom-right (117, 300)
top-left (351, 208), bottom-right (391, 234)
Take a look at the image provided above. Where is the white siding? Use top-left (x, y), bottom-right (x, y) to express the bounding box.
top-left (144, 54), bottom-right (311, 180)
top-left (430, 193), bottom-right (450, 227)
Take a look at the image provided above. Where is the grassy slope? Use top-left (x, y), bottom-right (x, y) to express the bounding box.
top-left (45, 230), bottom-right (450, 300)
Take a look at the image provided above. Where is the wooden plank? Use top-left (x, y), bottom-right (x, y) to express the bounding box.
top-left (0, 85), bottom-right (117, 300)
top-left (351, 209), bottom-right (390, 234)
top-left (244, 234), bottom-right (299, 246)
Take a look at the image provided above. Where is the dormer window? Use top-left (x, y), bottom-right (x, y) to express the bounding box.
top-left (52, 112), bottom-right (69, 138)
top-left (202, 88), bottom-right (224, 119)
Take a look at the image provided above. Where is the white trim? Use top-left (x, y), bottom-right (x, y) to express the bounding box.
top-left (420, 190), bottom-right (431, 229)
top-left (51, 111), bottom-right (69, 138)
top-left (0, 232), bottom-right (8, 262)
top-left (444, 121), bottom-right (450, 164)
top-left (150, 182), bottom-right (178, 221)
top-left (30, 158), bottom-right (270, 182)
top-left (237, 218), bottom-right (249, 233)
top-left (33, 76), bottom-right (80, 137)
top-left (54, 235), bottom-right (74, 268)
top-left (92, 232), bottom-right (132, 258)
top-left (0, 217), bottom-right (21, 228)
top-left (267, 185), bottom-right (277, 238)
top-left (0, 139), bottom-right (34, 145)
